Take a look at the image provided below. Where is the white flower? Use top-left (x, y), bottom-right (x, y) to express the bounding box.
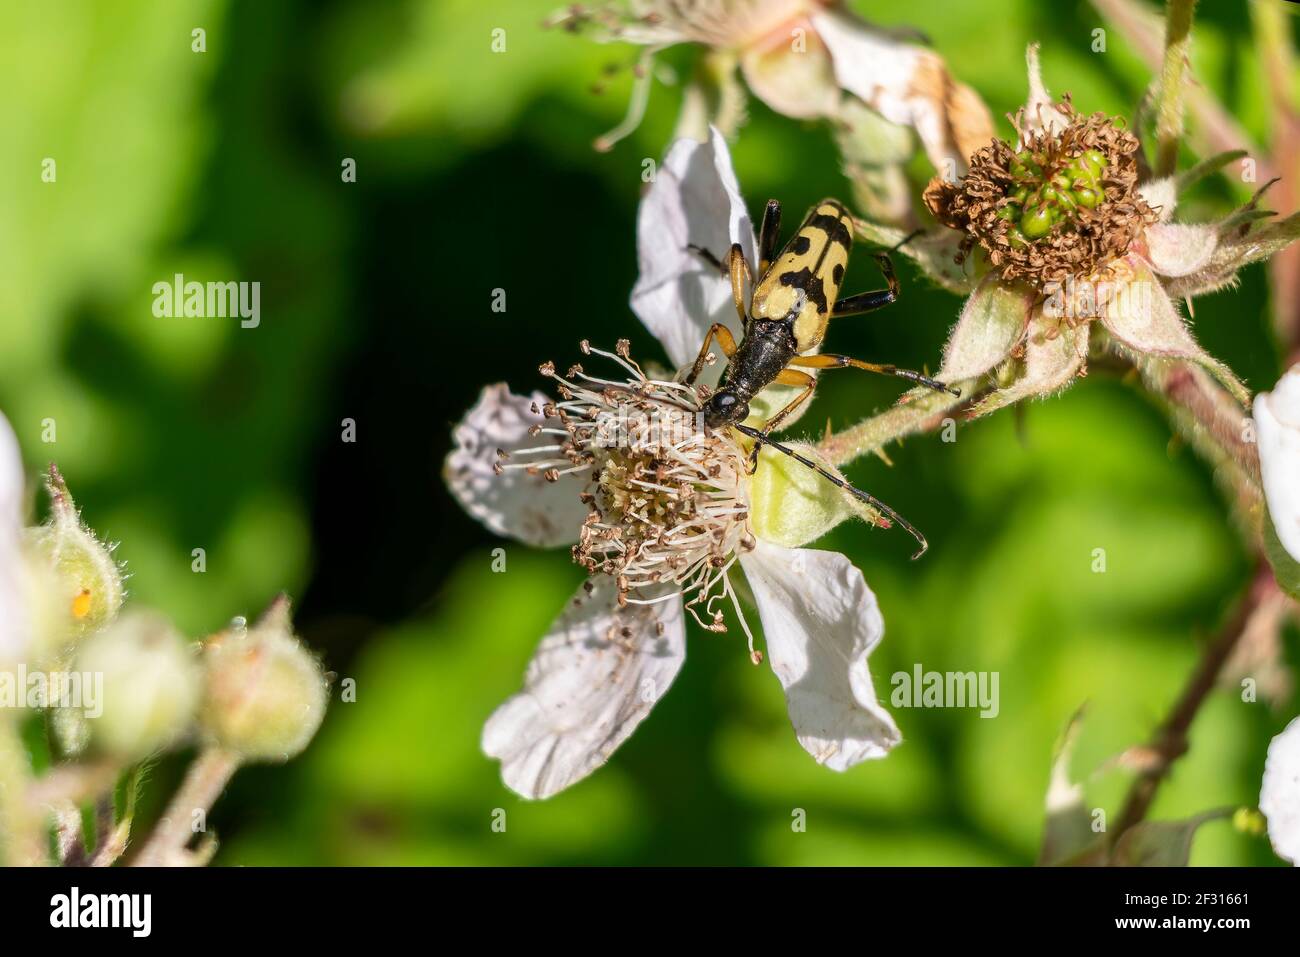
top-left (1255, 365), bottom-right (1300, 564)
top-left (1260, 714), bottom-right (1300, 865)
top-left (556, 1), bottom-right (991, 173)
top-left (447, 129), bottom-right (900, 799)
top-left (0, 411), bottom-right (30, 666)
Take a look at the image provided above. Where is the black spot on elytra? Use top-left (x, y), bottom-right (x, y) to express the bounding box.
top-left (807, 213), bottom-right (852, 248)
top-left (832, 263), bottom-right (844, 284)
top-left (779, 268), bottom-right (828, 314)
top-left (792, 235), bottom-right (811, 255)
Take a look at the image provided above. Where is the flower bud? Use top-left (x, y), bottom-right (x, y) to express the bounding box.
top-left (199, 596), bottom-right (327, 762)
top-left (749, 442), bottom-right (858, 548)
top-left (77, 611), bottom-right (201, 760)
top-left (24, 467), bottom-right (124, 648)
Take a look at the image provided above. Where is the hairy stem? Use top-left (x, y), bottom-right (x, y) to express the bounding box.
top-left (816, 379), bottom-right (979, 468)
top-left (1114, 566), bottom-right (1276, 836)
top-left (133, 747), bottom-right (240, 866)
top-left (1155, 0), bottom-right (1197, 177)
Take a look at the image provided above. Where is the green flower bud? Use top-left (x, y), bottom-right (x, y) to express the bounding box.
top-left (199, 596), bottom-right (328, 762)
top-left (749, 442), bottom-right (865, 548)
top-left (24, 467), bottom-right (123, 647)
top-left (1079, 148), bottom-right (1107, 172)
top-left (1019, 205), bottom-right (1054, 239)
top-left (1072, 186), bottom-right (1101, 209)
top-left (77, 611), bottom-right (201, 760)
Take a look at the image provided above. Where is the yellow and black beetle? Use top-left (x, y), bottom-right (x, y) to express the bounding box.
top-left (685, 198), bottom-right (959, 557)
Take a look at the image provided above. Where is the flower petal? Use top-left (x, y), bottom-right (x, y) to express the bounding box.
top-left (1260, 714), bottom-right (1300, 865)
top-left (937, 274), bottom-right (1034, 381)
top-left (0, 412), bottom-right (28, 664)
top-left (1020, 43), bottom-right (1070, 141)
top-left (812, 9), bottom-right (993, 172)
top-left (630, 127), bottom-right (756, 372)
top-left (1255, 366), bottom-right (1300, 564)
top-left (970, 307), bottom-right (1087, 417)
top-left (1101, 265), bottom-right (1250, 405)
top-left (740, 22), bottom-right (840, 121)
top-left (1138, 177), bottom-right (1177, 223)
top-left (1142, 223), bottom-right (1218, 277)
top-left (481, 578), bottom-right (685, 800)
top-left (445, 384), bottom-right (592, 548)
top-left (740, 540), bottom-right (900, 770)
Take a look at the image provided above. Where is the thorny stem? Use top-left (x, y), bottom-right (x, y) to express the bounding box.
top-left (0, 719), bottom-right (46, 866)
top-left (1252, 0), bottom-right (1300, 350)
top-left (1155, 0), bottom-right (1197, 177)
top-left (1113, 565), bottom-right (1277, 837)
top-left (816, 379), bottom-right (980, 468)
top-left (133, 746), bottom-right (240, 866)
top-left (1154, 360), bottom-right (1261, 513)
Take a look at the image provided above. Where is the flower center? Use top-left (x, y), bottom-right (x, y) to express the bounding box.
top-left (924, 98), bottom-right (1157, 288)
top-left (497, 341), bottom-right (757, 640)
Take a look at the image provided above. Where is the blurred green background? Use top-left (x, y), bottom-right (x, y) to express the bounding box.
top-left (1, 0), bottom-right (1295, 865)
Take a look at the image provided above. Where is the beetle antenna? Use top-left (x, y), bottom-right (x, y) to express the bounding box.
top-left (732, 423), bottom-right (929, 559)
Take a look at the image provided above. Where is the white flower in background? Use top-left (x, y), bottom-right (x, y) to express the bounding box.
top-left (0, 412), bottom-right (30, 666)
top-left (1255, 365), bottom-right (1300, 564)
top-left (1260, 714), bottom-right (1300, 865)
top-left (446, 129), bottom-right (901, 799)
top-left (553, 0), bottom-right (991, 176)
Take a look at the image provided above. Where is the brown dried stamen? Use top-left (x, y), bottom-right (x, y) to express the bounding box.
top-left (498, 343), bottom-right (757, 645)
top-left (924, 97), bottom-right (1157, 288)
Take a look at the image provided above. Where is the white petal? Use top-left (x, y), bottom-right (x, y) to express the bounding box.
top-left (1020, 43), bottom-right (1070, 141)
top-left (1261, 714), bottom-right (1300, 865)
top-left (444, 384), bottom-right (591, 548)
top-left (812, 9), bottom-right (991, 171)
top-left (630, 127), bottom-right (756, 372)
top-left (481, 579), bottom-right (686, 799)
top-left (740, 540), bottom-right (900, 770)
top-left (0, 412), bottom-right (29, 664)
top-left (1142, 223), bottom-right (1217, 277)
top-left (1138, 177), bottom-right (1178, 223)
top-left (1255, 366), bottom-right (1300, 564)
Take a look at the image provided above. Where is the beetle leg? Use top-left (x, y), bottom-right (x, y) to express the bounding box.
top-left (687, 242), bottom-right (752, 328)
top-left (789, 352), bottom-right (959, 395)
top-left (829, 252), bottom-right (899, 318)
top-left (757, 199), bottom-right (782, 275)
top-left (742, 368), bottom-right (815, 471)
top-left (682, 323), bottom-right (739, 387)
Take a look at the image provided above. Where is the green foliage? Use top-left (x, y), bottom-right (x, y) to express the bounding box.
top-left (4, 0), bottom-right (1293, 865)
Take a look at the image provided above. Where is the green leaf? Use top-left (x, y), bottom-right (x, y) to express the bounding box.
top-left (1110, 809), bottom-right (1233, 866)
top-left (1264, 509), bottom-right (1300, 600)
top-left (1038, 706), bottom-right (1099, 866)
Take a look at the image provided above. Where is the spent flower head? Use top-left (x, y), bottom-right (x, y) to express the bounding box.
top-left (886, 45), bottom-right (1300, 418)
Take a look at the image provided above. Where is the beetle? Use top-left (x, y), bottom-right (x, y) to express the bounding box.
top-left (684, 197), bottom-right (959, 557)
